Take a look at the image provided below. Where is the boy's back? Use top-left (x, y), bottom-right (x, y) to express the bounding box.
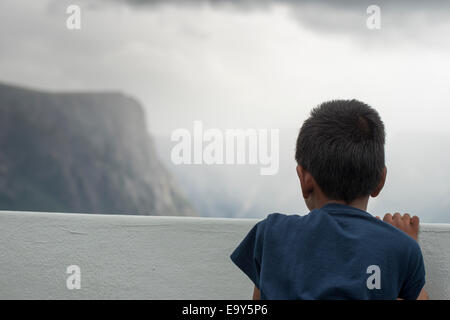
top-left (231, 203), bottom-right (425, 300)
top-left (230, 100), bottom-right (427, 300)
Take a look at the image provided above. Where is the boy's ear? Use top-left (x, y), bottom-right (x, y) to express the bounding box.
top-left (296, 165), bottom-right (314, 199)
top-left (371, 166), bottom-right (387, 198)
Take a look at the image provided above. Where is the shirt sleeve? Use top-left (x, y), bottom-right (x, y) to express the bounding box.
top-left (398, 242), bottom-right (426, 300)
top-left (230, 218), bottom-right (267, 289)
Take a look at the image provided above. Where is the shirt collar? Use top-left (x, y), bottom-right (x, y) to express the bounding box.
top-left (319, 202), bottom-right (373, 218)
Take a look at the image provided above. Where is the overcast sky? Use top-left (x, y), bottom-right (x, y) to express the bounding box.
top-left (1, 0), bottom-right (450, 221)
top-left (2, 0), bottom-right (450, 134)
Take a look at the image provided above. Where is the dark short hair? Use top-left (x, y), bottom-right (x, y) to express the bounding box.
top-left (295, 99), bottom-right (385, 203)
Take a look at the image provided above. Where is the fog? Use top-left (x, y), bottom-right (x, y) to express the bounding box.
top-left (1, 0), bottom-right (449, 221)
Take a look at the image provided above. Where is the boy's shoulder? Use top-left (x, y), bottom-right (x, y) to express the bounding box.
top-left (263, 212), bottom-right (302, 226)
top-left (262, 210), bottom-right (420, 252)
top-left (372, 217), bottom-right (422, 256)
top-left (257, 212), bottom-right (309, 234)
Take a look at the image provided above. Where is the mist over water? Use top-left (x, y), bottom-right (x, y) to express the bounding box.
top-left (156, 129), bottom-right (450, 222)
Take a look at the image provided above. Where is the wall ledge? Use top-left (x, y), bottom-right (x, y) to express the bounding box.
top-left (0, 210), bottom-right (448, 299)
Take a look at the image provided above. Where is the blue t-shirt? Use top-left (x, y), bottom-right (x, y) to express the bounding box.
top-left (230, 203), bottom-right (425, 300)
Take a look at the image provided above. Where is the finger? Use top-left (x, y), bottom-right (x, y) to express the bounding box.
top-left (403, 213), bottom-right (411, 224)
top-left (383, 213), bottom-right (393, 223)
top-left (393, 212), bottom-right (402, 221)
top-left (411, 216), bottom-right (420, 229)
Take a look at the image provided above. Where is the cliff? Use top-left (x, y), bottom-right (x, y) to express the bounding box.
top-left (0, 82), bottom-right (195, 216)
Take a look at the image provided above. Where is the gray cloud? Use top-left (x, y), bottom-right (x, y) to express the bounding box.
top-left (85, 0), bottom-right (450, 46)
top-left (110, 0), bottom-right (450, 8)
top-left (109, 0), bottom-right (450, 14)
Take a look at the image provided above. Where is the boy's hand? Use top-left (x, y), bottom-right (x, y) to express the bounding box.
top-left (375, 213), bottom-right (420, 241)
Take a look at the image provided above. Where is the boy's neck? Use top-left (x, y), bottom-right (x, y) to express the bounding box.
top-left (312, 196), bottom-right (370, 212)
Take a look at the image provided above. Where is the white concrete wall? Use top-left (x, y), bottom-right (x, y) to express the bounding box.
top-left (0, 210), bottom-right (449, 299)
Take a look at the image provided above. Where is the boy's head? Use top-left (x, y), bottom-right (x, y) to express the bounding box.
top-left (295, 99), bottom-right (386, 210)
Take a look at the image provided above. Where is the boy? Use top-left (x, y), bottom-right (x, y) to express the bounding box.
top-left (230, 100), bottom-right (428, 300)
